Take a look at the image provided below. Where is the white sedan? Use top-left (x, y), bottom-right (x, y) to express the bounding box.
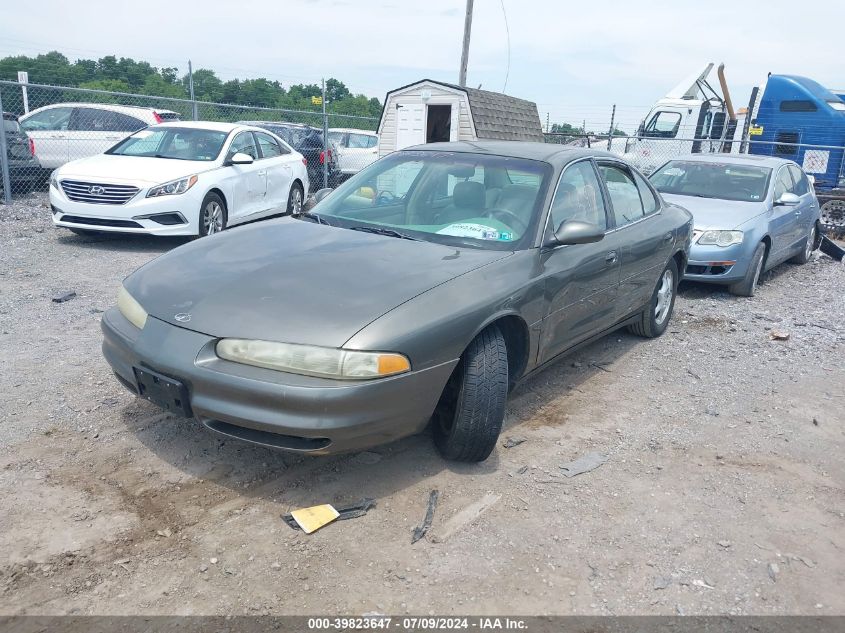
top-left (49, 122), bottom-right (309, 237)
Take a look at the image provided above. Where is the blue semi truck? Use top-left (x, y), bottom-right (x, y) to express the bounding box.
top-left (612, 64), bottom-right (845, 231)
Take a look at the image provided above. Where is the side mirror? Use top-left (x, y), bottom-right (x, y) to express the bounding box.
top-left (775, 192), bottom-right (800, 206)
top-left (228, 152), bottom-right (254, 165)
top-left (551, 220), bottom-right (605, 246)
top-left (313, 188), bottom-right (333, 204)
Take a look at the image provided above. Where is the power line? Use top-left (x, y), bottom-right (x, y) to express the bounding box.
top-left (499, 0), bottom-right (510, 93)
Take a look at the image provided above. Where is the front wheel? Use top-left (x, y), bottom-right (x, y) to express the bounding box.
top-left (789, 224), bottom-right (817, 265)
top-left (628, 258), bottom-right (678, 338)
top-left (432, 326), bottom-right (508, 463)
top-left (729, 242), bottom-right (766, 297)
top-left (287, 182), bottom-right (304, 216)
top-left (198, 192), bottom-right (227, 237)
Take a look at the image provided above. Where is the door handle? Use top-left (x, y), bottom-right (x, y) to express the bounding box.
top-left (605, 251), bottom-right (618, 264)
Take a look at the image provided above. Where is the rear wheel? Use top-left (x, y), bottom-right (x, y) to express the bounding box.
top-left (729, 242), bottom-right (766, 297)
top-left (789, 224), bottom-right (817, 265)
top-left (198, 192), bottom-right (226, 237)
top-left (287, 182), bottom-right (304, 215)
top-left (628, 258), bottom-right (678, 338)
top-left (432, 326), bottom-right (508, 463)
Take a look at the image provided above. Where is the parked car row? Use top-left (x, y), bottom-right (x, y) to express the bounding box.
top-left (93, 136), bottom-right (822, 463)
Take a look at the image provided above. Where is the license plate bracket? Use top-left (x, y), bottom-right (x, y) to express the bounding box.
top-left (133, 366), bottom-right (192, 417)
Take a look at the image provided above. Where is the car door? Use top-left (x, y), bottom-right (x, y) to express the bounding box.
top-left (67, 108), bottom-right (130, 162)
top-left (769, 166), bottom-right (798, 263)
top-left (538, 158), bottom-right (622, 363)
top-left (18, 106), bottom-right (73, 168)
top-left (596, 161), bottom-right (670, 319)
top-left (787, 164), bottom-right (816, 245)
top-left (254, 131), bottom-right (292, 213)
top-left (341, 132), bottom-right (379, 175)
top-left (225, 131), bottom-right (265, 221)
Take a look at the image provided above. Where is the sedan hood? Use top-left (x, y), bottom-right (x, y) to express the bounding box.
top-left (58, 154), bottom-right (215, 186)
top-left (660, 193), bottom-right (768, 231)
top-left (125, 218), bottom-right (511, 346)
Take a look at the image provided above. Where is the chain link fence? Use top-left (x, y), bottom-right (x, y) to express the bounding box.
top-left (0, 80), bottom-right (380, 202)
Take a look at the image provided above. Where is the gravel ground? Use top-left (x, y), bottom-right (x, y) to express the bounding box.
top-left (1, 192), bottom-right (844, 616)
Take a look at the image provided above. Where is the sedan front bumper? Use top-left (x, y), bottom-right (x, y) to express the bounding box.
top-left (683, 241), bottom-right (753, 284)
top-left (101, 308), bottom-right (457, 454)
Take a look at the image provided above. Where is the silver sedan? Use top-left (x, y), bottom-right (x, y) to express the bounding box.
top-left (650, 154), bottom-right (821, 296)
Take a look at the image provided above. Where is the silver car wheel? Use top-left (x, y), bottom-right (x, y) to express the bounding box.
top-left (750, 253), bottom-right (764, 291)
top-left (805, 226), bottom-right (816, 260)
top-left (203, 201), bottom-right (223, 235)
top-left (290, 187), bottom-right (303, 215)
top-left (654, 269), bottom-right (674, 326)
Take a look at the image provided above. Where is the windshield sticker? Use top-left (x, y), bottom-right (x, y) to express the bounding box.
top-left (437, 223), bottom-right (515, 241)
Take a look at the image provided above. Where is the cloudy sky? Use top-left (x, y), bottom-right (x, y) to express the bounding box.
top-left (1, 0), bottom-right (843, 131)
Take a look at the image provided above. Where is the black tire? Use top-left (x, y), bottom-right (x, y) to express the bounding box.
top-left (628, 257), bottom-right (678, 338)
top-left (432, 326), bottom-right (508, 462)
top-left (198, 192), bottom-right (227, 237)
top-left (789, 223), bottom-right (817, 265)
top-left (287, 182), bottom-right (304, 215)
top-left (729, 242), bottom-right (766, 297)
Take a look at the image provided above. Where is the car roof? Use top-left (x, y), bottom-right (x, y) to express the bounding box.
top-left (402, 140), bottom-right (619, 165)
top-left (666, 153), bottom-right (793, 169)
top-left (328, 127), bottom-right (377, 135)
top-left (240, 120), bottom-right (319, 131)
top-left (24, 102), bottom-right (178, 115)
top-left (154, 121), bottom-right (249, 133)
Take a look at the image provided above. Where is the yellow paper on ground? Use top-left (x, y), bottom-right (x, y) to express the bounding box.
top-left (290, 504), bottom-right (340, 534)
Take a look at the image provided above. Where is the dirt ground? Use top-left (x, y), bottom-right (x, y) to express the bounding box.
top-left (1, 193), bottom-right (844, 616)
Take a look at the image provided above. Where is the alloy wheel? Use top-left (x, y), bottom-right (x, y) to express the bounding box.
top-left (654, 269), bottom-right (674, 326)
top-left (203, 201), bottom-right (223, 235)
top-left (291, 188), bottom-right (303, 215)
top-left (805, 226), bottom-right (816, 260)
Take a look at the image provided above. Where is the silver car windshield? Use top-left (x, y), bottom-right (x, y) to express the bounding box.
top-left (107, 128), bottom-right (228, 161)
top-left (312, 150), bottom-right (552, 250)
top-left (650, 160), bottom-right (772, 203)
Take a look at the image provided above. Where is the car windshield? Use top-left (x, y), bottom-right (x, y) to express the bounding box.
top-left (650, 160), bottom-right (772, 202)
top-left (2, 117), bottom-right (20, 133)
top-left (106, 127), bottom-right (228, 161)
top-left (309, 150), bottom-right (552, 251)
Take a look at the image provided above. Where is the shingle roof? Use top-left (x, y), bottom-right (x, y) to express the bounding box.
top-left (383, 79), bottom-right (545, 142)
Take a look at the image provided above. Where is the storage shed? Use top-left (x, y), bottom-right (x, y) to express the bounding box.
top-left (377, 79), bottom-right (544, 157)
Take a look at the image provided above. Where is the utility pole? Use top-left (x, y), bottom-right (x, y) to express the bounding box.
top-left (322, 78), bottom-right (328, 189)
top-left (458, 0), bottom-right (474, 87)
top-left (188, 60), bottom-right (197, 121)
top-left (0, 88), bottom-right (12, 204)
top-left (607, 104), bottom-right (616, 150)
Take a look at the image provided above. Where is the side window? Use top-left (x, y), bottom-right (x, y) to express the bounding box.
top-left (549, 161), bottom-right (607, 231)
top-left (367, 135), bottom-right (378, 148)
top-left (773, 167), bottom-right (795, 199)
top-left (229, 132), bottom-right (258, 159)
top-left (598, 164), bottom-right (645, 227)
top-left (633, 171), bottom-right (659, 215)
top-left (69, 108), bottom-right (113, 132)
top-left (788, 165), bottom-right (810, 196)
top-left (255, 132), bottom-right (284, 158)
top-left (348, 133), bottom-right (372, 149)
top-left (109, 112), bottom-right (146, 132)
top-left (643, 111), bottom-right (682, 139)
top-left (20, 107), bottom-right (72, 131)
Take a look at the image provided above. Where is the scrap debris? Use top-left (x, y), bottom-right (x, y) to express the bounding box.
top-left (411, 490), bottom-right (440, 544)
top-left (559, 452), bottom-right (608, 478)
top-left (502, 436), bottom-right (527, 449)
top-left (819, 235), bottom-right (845, 261)
top-left (282, 498), bottom-right (375, 533)
top-left (430, 493), bottom-right (500, 543)
top-left (52, 291), bottom-right (77, 303)
top-left (770, 329), bottom-right (791, 341)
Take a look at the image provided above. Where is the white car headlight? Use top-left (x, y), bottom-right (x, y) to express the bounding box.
top-left (216, 339), bottom-right (411, 380)
top-left (697, 230), bottom-right (743, 247)
top-left (117, 286), bottom-right (148, 330)
top-left (147, 175), bottom-right (198, 198)
top-left (49, 170), bottom-right (59, 190)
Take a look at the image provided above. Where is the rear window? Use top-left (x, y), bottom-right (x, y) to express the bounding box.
top-left (156, 111), bottom-right (181, 122)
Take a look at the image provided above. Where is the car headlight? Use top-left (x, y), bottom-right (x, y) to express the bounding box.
top-left (117, 286), bottom-right (148, 330)
top-left (697, 230), bottom-right (743, 247)
top-left (146, 175), bottom-right (198, 198)
top-left (216, 339), bottom-right (411, 380)
top-left (49, 170), bottom-right (59, 190)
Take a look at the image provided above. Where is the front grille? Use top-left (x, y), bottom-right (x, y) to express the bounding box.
top-left (60, 180), bottom-right (140, 205)
top-left (60, 215), bottom-right (143, 229)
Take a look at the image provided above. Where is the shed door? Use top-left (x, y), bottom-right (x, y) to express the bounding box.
top-left (396, 103), bottom-right (425, 150)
